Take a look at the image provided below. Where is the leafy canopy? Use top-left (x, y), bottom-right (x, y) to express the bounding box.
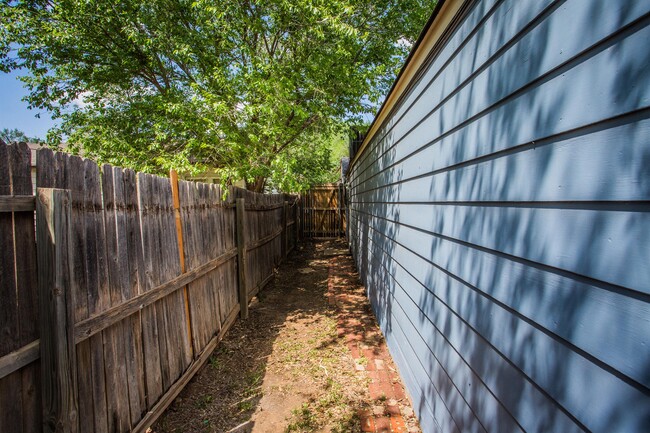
top-left (1, 0), bottom-right (434, 191)
top-left (0, 127), bottom-right (45, 144)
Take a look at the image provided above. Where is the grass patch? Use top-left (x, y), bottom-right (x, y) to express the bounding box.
top-left (331, 410), bottom-right (360, 433)
top-left (279, 307), bottom-right (365, 432)
top-left (284, 379), bottom-right (360, 432)
top-left (285, 403), bottom-right (318, 432)
top-left (195, 394), bottom-right (213, 410)
top-left (208, 355), bottom-right (219, 370)
top-left (247, 367), bottom-right (264, 389)
top-left (238, 400), bottom-right (255, 412)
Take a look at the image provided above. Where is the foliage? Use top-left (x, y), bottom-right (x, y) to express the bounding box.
top-left (268, 134), bottom-right (335, 192)
top-left (1, 0), bottom-right (434, 191)
top-left (0, 127), bottom-right (44, 144)
top-left (328, 132), bottom-right (349, 167)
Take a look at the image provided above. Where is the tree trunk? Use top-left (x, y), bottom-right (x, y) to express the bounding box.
top-left (246, 176), bottom-right (266, 193)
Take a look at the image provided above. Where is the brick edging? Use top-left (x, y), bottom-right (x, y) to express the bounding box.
top-left (327, 255), bottom-right (417, 433)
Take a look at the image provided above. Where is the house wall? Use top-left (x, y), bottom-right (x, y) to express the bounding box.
top-left (347, 0), bottom-right (650, 432)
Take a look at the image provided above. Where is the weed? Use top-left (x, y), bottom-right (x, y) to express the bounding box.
top-left (285, 403), bottom-right (318, 432)
top-left (217, 345), bottom-right (234, 356)
top-left (246, 367), bottom-right (264, 392)
top-left (208, 355), bottom-right (219, 370)
top-left (318, 380), bottom-right (344, 407)
top-left (238, 400), bottom-right (254, 412)
top-left (285, 380), bottom-right (355, 432)
top-left (331, 410), bottom-right (360, 433)
top-left (195, 394), bottom-right (213, 410)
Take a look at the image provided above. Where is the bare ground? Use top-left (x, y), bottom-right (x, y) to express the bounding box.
top-left (151, 240), bottom-right (419, 433)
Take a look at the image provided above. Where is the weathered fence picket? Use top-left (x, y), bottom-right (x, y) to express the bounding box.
top-left (36, 188), bottom-right (77, 433)
top-left (235, 198), bottom-right (248, 320)
top-left (0, 141), bottom-right (299, 433)
top-left (0, 142), bottom-right (41, 433)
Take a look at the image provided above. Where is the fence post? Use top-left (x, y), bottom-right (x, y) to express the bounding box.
top-left (36, 188), bottom-right (79, 433)
top-left (282, 200), bottom-right (289, 258)
top-left (236, 198), bottom-right (248, 319)
top-left (337, 183), bottom-right (345, 237)
top-left (295, 198), bottom-right (300, 245)
top-left (170, 169), bottom-right (195, 358)
top-left (297, 196), bottom-right (302, 241)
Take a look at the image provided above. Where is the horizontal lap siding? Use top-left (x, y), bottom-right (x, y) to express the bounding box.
top-left (347, 0), bottom-right (650, 432)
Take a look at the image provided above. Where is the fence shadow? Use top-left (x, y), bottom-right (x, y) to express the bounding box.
top-left (154, 241), bottom-right (365, 433)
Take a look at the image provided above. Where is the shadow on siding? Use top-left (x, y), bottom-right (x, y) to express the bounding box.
top-left (352, 1), bottom-right (650, 432)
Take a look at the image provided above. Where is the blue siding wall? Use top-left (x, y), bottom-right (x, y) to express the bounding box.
top-left (346, 0), bottom-right (650, 432)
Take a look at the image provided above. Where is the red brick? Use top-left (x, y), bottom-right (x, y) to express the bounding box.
top-left (372, 405), bottom-right (385, 416)
top-left (367, 371), bottom-right (380, 383)
top-left (365, 329), bottom-right (381, 339)
top-left (347, 343), bottom-right (360, 358)
top-left (348, 318), bottom-right (361, 326)
top-left (369, 383), bottom-right (384, 400)
top-left (367, 370), bottom-right (389, 384)
top-left (359, 411), bottom-right (375, 432)
top-left (375, 416), bottom-right (391, 433)
top-left (327, 257), bottom-right (420, 433)
top-left (363, 348), bottom-right (377, 360)
top-left (345, 333), bottom-right (363, 343)
top-left (393, 383), bottom-right (406, 400)
top-left (377, 345), bottom-right (391, 358)
top-left (390, 416), bottom-right (407, 432)
top-left (375, 370), bottom-right (391, 383)
top-left (379, 381), bottom-right (394, 398)
top-left (385, 405), bottom-right (401, 416)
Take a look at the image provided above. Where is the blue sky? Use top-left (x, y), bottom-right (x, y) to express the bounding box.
top-left (0, 70), bottom-right (57, 139)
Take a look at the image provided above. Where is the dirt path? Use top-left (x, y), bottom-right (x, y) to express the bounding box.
top-left (153, 240), bottom-right (420, 433)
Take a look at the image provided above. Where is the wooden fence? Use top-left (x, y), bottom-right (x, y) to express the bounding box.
top-left (0, 141), bottom-right (298, 433)
top-left (300, 184), bottom-right (345, 238)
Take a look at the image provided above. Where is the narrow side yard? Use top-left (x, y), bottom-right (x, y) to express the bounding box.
top-left (153, 240), bottom-right (420, 433)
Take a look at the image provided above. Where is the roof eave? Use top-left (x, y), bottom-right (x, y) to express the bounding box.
top-left (349, 0), bottom-right (467, 170)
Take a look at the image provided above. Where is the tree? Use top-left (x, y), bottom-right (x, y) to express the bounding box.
top-left (1, 0), bottom-right (434, 191)
top-left (0, 127), bottom-right (44, 144)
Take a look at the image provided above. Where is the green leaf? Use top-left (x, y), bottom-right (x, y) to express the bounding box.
top-left (1, 0), bottom-right (436, 191)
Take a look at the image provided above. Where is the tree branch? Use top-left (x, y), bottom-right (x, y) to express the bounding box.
top-left (274, 115), bottom-right (318, 156)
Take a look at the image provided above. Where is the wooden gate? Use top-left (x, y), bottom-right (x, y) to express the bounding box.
top-left (301, 184), bottom-right (345, 238)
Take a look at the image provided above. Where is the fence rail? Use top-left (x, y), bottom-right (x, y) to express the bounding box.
top-left (0, 141), bottom-right (299, 433)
